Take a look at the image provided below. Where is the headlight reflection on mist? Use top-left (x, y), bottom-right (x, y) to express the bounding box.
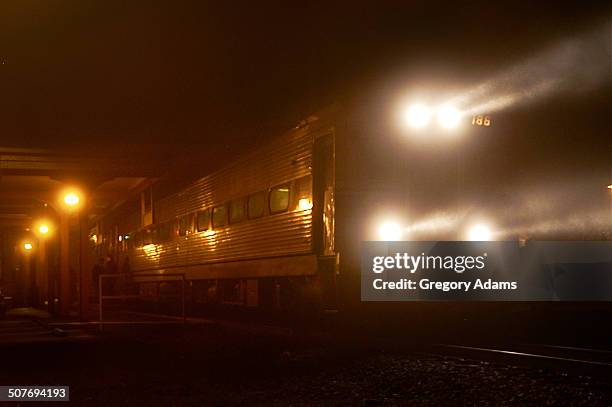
top-left (447, 24), bottom-right (610, 116)
top-left (405, 213), bottom-right (460, 235)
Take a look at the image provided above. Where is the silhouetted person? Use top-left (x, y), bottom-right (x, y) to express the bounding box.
top-left (103, 255), bottom-right (118, 295)
top-left (92, 257), bottom-right (105, 297)
top-left (121, 256), bottom-right (131, 275)
top-left (120, 256), bottom-right (135, 294)
top-left (0, 280), bottom-right (5, 319)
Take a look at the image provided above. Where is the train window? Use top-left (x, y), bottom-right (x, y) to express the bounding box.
top-left (269, 185), bottom-right (290, 214)
top-left (212, 205), bottom-right (228, 228)
top-left (178, 216), bottom-right (187, 236)
top-left (230, 198), bottom-right (246, 223)
top-left (131, 231), bottom-right (141, 247)
top-left (197, 209), bottom-right (210, 231)
top-left (248, 191), bottom-right (265, 219)
top-left (172, 219), bottom-right (179, 237)
top-left (187, 214), bottom-right (194, 234)
top-left (178, 214), bottom-right (194, 236)
top-left (152, 227), bottom-right (160, 243)
top-left (143, 228), bottom-right (154, 245)
top-left (293, 175), bottom-right (313, 210)
top-left (158, 221), bottom-right (172, 242)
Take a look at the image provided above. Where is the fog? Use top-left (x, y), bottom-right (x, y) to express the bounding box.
top-left (451, 23), bottom-right (612, 115)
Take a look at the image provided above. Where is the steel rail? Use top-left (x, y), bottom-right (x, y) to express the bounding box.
top-left (438, 344), bottom-right (612, 367)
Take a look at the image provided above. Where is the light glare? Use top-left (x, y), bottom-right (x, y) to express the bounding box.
top-left (23, 242), bottom-right (33, 251)
top-left (404, 104), bottom-right (432, 129)
top-left (64, 192), bottom-right (80, 206)
top-left (298, 198), bottom-right (313, 210)
top-left (142, 243), bottom-right (160, 259)
top-left (378, 221), bottom-right (403, 241)
top-left (468, 224), bottom-right (492, 241)
top-left (437, 105), bottom-right (462, 129)
top-left (38, 224), bottom-right (49, 235)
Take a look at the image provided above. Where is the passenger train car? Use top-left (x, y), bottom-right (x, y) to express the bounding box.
top-left (93, 96), bottom-right (612, 326)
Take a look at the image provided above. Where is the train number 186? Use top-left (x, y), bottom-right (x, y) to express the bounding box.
top-left (472, 115), bottom-right (491, 126)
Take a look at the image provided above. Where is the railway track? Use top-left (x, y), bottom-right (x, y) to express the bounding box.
top-left (431, 343), bottom-right (612, 378)
top-left (91, 308), bottom-right (612, 368)
top-left (0, 319), bottom-right (95, 345)
top-left (37, 303), bottom-right (612, 381)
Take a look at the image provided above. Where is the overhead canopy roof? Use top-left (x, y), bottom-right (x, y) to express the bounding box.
top-left (0, 146), bottom-right (166, 230)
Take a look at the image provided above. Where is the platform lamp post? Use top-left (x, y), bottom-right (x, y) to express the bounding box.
top-left (609, 184), bottom-right (612, 237)
top-left (33, 220), bottom-right (53, 307)
top-left (77, 198), bottom-right (92, 322)
top-left (21, 240), bottom-right (34, 306)
top-left (57, 189), bottom-right (84, 318)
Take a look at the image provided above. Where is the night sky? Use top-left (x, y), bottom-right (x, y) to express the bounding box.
top-left (0, 1), bottom-right (610, 167)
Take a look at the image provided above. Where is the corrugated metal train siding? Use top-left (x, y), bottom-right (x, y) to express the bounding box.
top-left (132, 210), bottom-right (312, 271)
top-left (130, 127), bottom-right (315, 273)
top-left (156, 127), bottom-right (313, 221)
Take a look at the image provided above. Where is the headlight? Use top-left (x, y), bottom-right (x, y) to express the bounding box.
top-left (378, 221), bottom-right (403, 241)
top-left (436, 105), bottom-right (462, 129)
top-left (467, 224), bottom-right (492, 241)
top-left (403, 103), bottom-right (432, 129)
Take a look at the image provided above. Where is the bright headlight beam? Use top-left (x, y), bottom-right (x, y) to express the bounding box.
top-left (468, 224), bottom-right (492, 241)
top-left (448, 24), bottom-right (610, 116)
top-left (378, 221), bottom-right (403, 241)
top-left (403, 104), bottom-right (432, 129)
top-left (436, 105), bottom-right (462, 129)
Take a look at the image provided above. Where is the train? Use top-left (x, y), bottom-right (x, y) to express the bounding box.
top-left (91, 94), bottom-right (612, 333)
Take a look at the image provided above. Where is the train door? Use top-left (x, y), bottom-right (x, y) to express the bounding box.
top-left (313, 133), bottom-right (337, 309)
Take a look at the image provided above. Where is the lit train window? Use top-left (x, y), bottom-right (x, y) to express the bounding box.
top-left (178, 214), bottom-right (194, 236)
top-left (269, 185), bottom-right (290, 214)
top-left (230, 198), bottom-right (246, 223)
top-left (212, 205), bottom-right (228, 228)
top-left (293, 175), bottom-right (312, 210)
top-left (248, 191), bottom-right (265, 219)
top-left (197, 209), bottom-right (210, 231)
top-left (178, 216), bottom-right (188, 236)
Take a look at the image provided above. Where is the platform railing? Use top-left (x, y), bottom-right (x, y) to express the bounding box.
top-left (98, 273), bottom-right (186, 331)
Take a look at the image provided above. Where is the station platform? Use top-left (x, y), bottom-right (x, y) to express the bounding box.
top-left (0, 307), bottom-right (95, 345)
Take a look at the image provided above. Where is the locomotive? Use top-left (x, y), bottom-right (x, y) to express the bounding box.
top-left (92, 92), bottom-right (611, 331)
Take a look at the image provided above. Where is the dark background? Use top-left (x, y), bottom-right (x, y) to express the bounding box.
top-left (0, 1), bottom-right (610, 173)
